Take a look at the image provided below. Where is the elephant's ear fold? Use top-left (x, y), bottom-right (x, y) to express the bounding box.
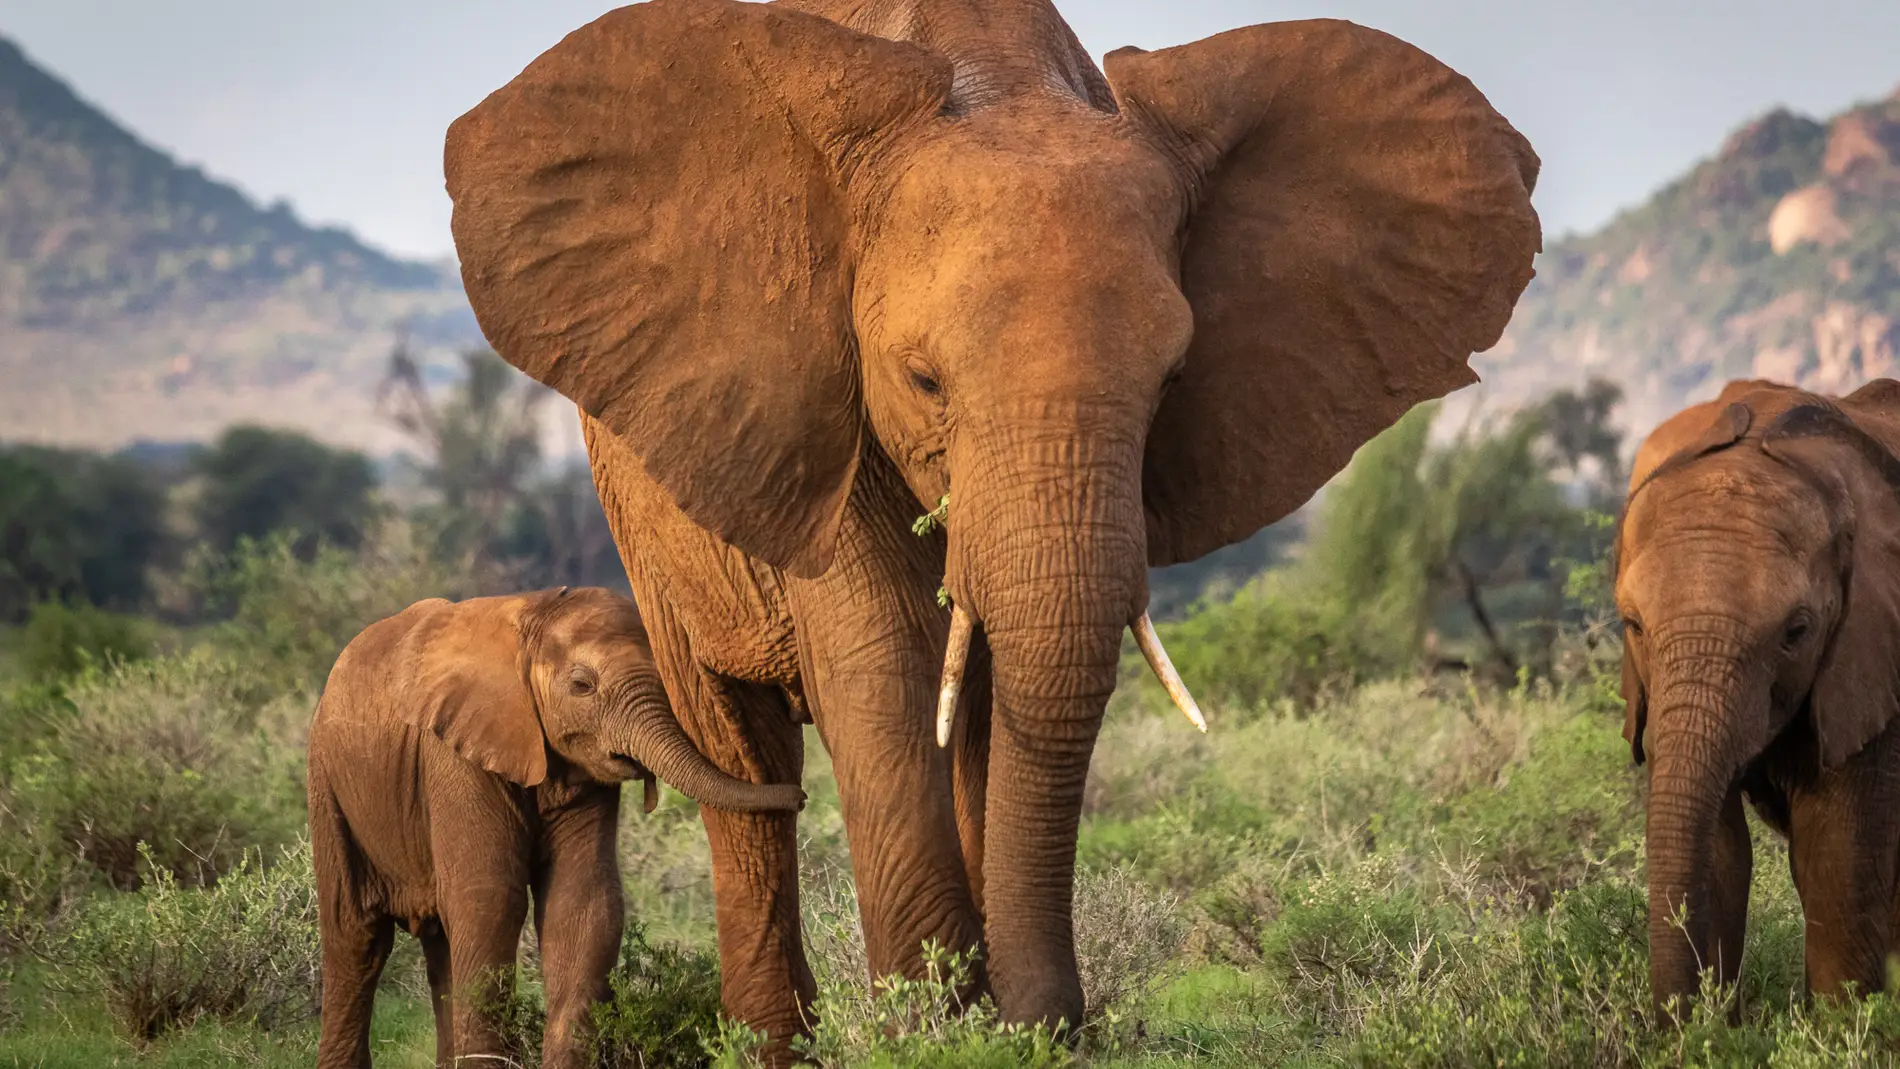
top-left (1621, 639), bottom-right (1647, 766)
top-left (446, 0), bottom-right (951, 578)
top-left (1105, 20), bottom-right (1542, 565)
top-left (1809, 522), bottom-right (1900, 768)
top-left (393, 597), bottom-right (548, 787)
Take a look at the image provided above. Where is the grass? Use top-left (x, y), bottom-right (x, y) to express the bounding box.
top-left (7, 534), bottom-right (1900, 1067)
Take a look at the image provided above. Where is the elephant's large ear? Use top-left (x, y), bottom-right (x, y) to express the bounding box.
top-left (1104, 20), bottom-right (1542, 565)
top-left (446, 0), bottom-right (951, 578)
top-left (392, 597), bottom-right (548, 787)
top-left (1765, 404), bottom-right (1900, 768)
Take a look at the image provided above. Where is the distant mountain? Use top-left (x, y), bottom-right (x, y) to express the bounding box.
top-left (1478, 87), bottom-right (1900, 440)
top-left (0, 36), bottom-right (479, 451)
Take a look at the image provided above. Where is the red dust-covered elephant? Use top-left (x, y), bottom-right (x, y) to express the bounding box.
top-left (443, 0), bottom-right (1541, 1050)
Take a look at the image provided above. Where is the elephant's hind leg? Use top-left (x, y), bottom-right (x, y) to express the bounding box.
top-left (311, 781), bottom-right (396, 1069)
top-left (315, 912), bottom-right (396, 1069)
top-left (420, 922), bottom-right (453, 1069)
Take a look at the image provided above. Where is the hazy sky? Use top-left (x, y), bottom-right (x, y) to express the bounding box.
top-left (2, 0), bottom-right (1896, 261)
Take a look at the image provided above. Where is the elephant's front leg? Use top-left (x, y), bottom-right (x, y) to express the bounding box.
top-left (1789, 731), bottom-right (1900, 997)
top-left (1707, 784), bottom-right (1753, 993)
top-left (534, 792), bottom-right (625, 1069)
top-left (788, 460), bottom-right (985, 993)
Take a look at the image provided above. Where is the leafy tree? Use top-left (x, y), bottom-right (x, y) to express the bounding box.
top-left (188, 425), bottom-right (377, 558)
top-left (0, 446), bottom-right (168, 620)
top-left (493, 463), bottom-right (627, 591)
top-left (1531, 378), bottom-right (1627, 503)
top-left (1303, 392), bottom-right (1612, 680)
top-left (380, 345), bottom-right (547, 568)
top-left (15, 601), bottom-right (153, 681)
top-left (380, 344), bottom-right (627, 589)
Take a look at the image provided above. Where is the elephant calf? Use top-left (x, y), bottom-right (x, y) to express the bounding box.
top-left (308, 587), bottom-right (804, 1069)
top-left (1617, 378), bottom-right (1900, 1011)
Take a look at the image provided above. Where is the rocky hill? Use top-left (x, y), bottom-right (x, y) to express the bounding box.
top-left (0, 36), bottom-right (478, 451)
top-left (1478, 87), bottom-right (1900, 440)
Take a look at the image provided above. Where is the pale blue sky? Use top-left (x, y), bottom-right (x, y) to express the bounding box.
top-left (2, 0), bottom-right (1896, 260)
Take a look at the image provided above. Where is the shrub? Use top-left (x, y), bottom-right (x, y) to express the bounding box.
top-left (1259, 858), bottom-right (1452, 1024)
top-left (590, 925), bottom-right (727, 1069)
top-left (792, 943), bottom-right (1070, 1069)
top-left (801, 862), bottom-right (868, 998)
top-left (1143, 572), bottom-right (1376, 716)
top-left (13, 600), bottom-right (153, 681)
top-left (465, 925), bottom-right (727, 1069)
top-left (55, 841), bottom-right (322, 1044)
top-left (1073, 865), bottom-right (1187, 1023)
top-left (1, 652), bottom-right (306, 892)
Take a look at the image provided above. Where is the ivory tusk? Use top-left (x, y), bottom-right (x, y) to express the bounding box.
top-left (1132, 612), bottom-right (1208, 732)
top-left (937, 604), bottom-right (975, 749)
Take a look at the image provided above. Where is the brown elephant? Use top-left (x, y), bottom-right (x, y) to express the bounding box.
top-left (443, 0), bottom-right (1541, 1046)
top-left (1617, 378), bottom-right (1900, 1012)
top-left (307, 588), bottom-right (805, 1069)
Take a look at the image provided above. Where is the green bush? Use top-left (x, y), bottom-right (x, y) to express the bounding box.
top-left (54, 842), bottom-right (321, 1044)
top-left (466, 925), bottom-right (727, 1069)
top-left (791, 943), bottom-right (1070, 1069)
top-left (14, 600), bottom-right (153, 681)
top-left (590, 925), bottom-right (727, 1068)
top-left (1145, 572), bottom-right (1376, 716)
top-left (1, 652), bottom-right (305, 894)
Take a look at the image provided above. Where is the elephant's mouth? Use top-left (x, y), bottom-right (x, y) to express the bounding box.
top-left (605, 753), bottom-right (649, 780)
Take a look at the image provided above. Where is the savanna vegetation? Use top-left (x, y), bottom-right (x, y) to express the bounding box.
top-left (5, 368), bottom-right (1898, 1067)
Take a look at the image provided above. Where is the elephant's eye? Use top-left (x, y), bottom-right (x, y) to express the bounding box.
top-left (903, 354), bottom-right (942, 397)
top-left (567, 667), bottom-right (598, 697)
top-left (1782, 614), bottom-right (1813, 651)
top-left (1622, 618), bottom-right (1643, 639)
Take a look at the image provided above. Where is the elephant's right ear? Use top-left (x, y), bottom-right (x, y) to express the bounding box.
top-left (1108, 20), bottom-right (1543, 566)
top-left (446, 0), bottom-right (951, 579)
top-left (392, 597), bottom-right (548, 787)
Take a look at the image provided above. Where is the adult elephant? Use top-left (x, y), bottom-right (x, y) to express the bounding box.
top-left (444, 0), bottom-right (1541, 1047)
top-left (1617, 378), bottom-right (1900, 1011)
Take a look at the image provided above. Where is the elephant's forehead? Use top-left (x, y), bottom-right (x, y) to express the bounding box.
top-left (1617, 461), bottom-right (1831, 614)
top-left (541, 593), bottom-right (644, 656)
top-left (884, 116), bottom-right (1177, 248)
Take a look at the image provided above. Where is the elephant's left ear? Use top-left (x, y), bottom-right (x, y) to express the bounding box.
top-left (1105, 20), bottom-right (1542, 565)
top-left (394, 596), bottom-right (550, 787)
top-left (1808, 522), bottom-right (1900, 768)
top-left (1767, 406), bottom-right (1900, 768)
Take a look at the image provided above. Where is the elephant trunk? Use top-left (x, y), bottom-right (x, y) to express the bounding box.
top-left (608, 676), bottom-right (806, 813)
top-left (946, 412), bottom-right (1150, 1032)
top-left (1643, 632), bottom-right (1761, 1013)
